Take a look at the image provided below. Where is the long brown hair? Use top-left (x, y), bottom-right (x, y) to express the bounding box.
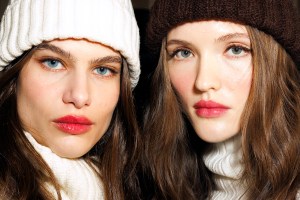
top-left (240, 26), bottom-right (300, 199)
top-left (93, 57), bottom-right (141, 200)
top-left (142, 26), bottom-right (300, 199)
top-left (0, 46), bottom-right (141, 200)
top-left (142, 38), bottom-right (214, 200)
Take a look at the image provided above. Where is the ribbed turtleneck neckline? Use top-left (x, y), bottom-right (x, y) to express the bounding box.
top-left (24, 132), bottom-right (104, 200)
top-left (203, 134), bottom-right (247, 200)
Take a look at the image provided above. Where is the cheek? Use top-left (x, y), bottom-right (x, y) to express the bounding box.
top-left (99, 82), bottom-right (119, 104)
top-left (169, 67), bottom-right (196, 103)
top-left (240, 77), bottom-right (252, 101)
top-left (223, 64), bottom-right (252, 101)
top-left (17, 71), bottom-right (46, 111)
top-left (92, 82), bottom-right (120, 120)
top-left (224, 59), bottom-right (252, 87)
top-left (16, 61), bottom-right (72, 131)
top-left (92, 84), bottom-right (120, 138)
top-left (17, 60), bottom-right (60, 105)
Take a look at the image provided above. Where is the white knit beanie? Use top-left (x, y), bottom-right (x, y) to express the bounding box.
top-left (0, 0), bottom-right (140, 87)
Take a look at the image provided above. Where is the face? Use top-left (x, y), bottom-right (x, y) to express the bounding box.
top-left (17, 39), bottom-right (121, 158)
top-left (167, 21), bottom-right (252, 143)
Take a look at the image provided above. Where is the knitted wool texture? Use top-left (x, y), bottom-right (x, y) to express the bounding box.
top-left (0, 0), bottom-right (140, 87)
top-left (147, 0), bottom-right (300, 66)
top-left (25, 132), bottom-right (104, 200)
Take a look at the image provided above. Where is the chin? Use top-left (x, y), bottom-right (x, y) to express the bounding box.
top-left (53, 147), bottom-right (90, 159)
top-left (195, 130), bottom-right (237, 143)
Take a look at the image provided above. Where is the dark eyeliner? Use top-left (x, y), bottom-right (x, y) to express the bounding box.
top-left (226, 45), bottom-right (252, 53)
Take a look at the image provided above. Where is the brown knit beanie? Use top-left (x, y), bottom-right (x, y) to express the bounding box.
top-left (147, 0), bottom-right (300, 66)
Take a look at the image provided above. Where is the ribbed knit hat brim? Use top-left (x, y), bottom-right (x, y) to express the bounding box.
top-left (147, 0), bottom-right (300, 67)
top-left (0, 0), bottom-right (140, 87)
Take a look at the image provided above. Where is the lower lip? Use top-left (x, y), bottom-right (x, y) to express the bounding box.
top-left (54, 123), bottom-right (92, 135)
top-left (195, 108), bottom-right (228, 118)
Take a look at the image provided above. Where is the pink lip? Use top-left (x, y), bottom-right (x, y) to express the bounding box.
top-left (194, 100), bottom-right (229, 118)
top-left (53, 115), bottom-right (93, 135)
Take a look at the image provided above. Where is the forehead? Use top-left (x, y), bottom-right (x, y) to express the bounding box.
top-left (37, 39), bottom-right (121, 58)
top-left (167, 20), bottom-right (248, 39)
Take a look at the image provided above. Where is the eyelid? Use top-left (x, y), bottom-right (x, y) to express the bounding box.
top-left (168, 47), bottom-right (193, 58)
top-left (225, 42), bottom-right (251, 51)
top-left (96, 62), bottom-right (121, 72)
top-left (38, 57), bottom-right (66, 71)
top-left (224, 44), bottom-right (252, 59)
top-left (95, 66), bottom-right (117, 73)
top-left (93, 65), bottom-right (121, 79)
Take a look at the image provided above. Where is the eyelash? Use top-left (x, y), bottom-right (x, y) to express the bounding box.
top-left (39, 57), bottom-right (120, 78)
top-left (225, 44), bottom-right (252, 58)
top-left (168, 45), bottom-right (251, 60)
top-left (39, 57), bottom-right (65, 71)
top-left (93, 66), bottom-right (119, 78)
top-left (169, 48), bottom-right (193, 59)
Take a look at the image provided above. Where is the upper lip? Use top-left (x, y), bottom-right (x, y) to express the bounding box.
top-left (53, 115), bottom-right (93, 125)
top-left (194, 100), bottom-right (229, 109)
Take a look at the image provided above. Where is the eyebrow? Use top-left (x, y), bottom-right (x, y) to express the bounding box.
top-left (166, 39), bottom-right (192, 48)
top-left (216, 33), bottom-right (250, 42)
top-left (35, 43), bottom-right (122, 65)
top-left (36, 43), bottom-right (75, 61)
top-left (89, 56), bottom-right (122, 66)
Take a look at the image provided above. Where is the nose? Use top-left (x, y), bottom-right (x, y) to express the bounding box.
top-left (194, 53), bottom-right (221, 92)
top-left (62, 71), bottom-right (91, 109)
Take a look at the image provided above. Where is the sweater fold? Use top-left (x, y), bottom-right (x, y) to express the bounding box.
top-left (25, 132), bottom-right (104, 200)
top-left (203, 134), bottom-right (247, 200)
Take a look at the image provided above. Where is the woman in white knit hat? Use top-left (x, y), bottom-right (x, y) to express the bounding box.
top-left (0, 0), bottom-right (140, 199)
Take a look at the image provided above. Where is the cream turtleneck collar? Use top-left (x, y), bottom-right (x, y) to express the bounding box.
top-left (25, 132), bottom-right (104, 200)
top-left (203, 134), bottom-right (247, 200)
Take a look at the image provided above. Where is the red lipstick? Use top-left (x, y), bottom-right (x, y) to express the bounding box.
top-left (194, 100), bottom-right (229, 118)
top-left (53, 115), bottom-right (93, 135)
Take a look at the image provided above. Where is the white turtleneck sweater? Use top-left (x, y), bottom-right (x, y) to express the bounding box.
top-left (203, 134), bottom-right (300, 200)
top-left (203, 134), bottom-right (247, 200)
top-left (25, 132), bottom-right (104, 200)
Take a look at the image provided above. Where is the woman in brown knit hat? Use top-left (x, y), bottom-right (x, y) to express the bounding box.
top-left (142, 0), bottom-right (300, 199)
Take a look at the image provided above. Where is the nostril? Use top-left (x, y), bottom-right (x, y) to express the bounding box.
top-left (62, 83), bottom-right (91, 109)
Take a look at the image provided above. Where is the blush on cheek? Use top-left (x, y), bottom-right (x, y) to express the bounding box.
top-left (170, 72), bottom-right (194, 95)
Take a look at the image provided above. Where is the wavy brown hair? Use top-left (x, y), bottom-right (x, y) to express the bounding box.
top-left (142, 38), bottom-right (213, 200)
top-left (0, 46), bottom-right (141, 200)
top-left (240, 26), bottom-right (300, 199)
top-left (142, 26), bottom-right (300, 200)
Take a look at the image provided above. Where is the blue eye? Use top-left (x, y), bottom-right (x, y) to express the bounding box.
top-left (175, 49), bottom-right (192, 58)
top-left (229, 46), bottom-right (243, 55)
top-left (95, 67), bottom-right (113, 76)
top-left (227, 45), bottom-right (251, 57)
top-left (42, 59), bottom-right (62, 69)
